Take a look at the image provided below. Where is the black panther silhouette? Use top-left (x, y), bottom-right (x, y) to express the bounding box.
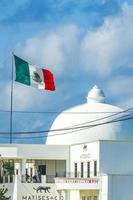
top-left (33, 186), bottom-right (51, 193)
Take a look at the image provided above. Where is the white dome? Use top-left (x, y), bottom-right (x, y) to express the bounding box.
top-left (46, 85), bottom-right (124, 145)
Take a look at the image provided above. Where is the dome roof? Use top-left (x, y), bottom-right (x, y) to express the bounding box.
top-left (46, 85), bottom-right (124, 145)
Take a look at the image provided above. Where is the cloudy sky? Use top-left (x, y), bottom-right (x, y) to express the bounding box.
top-left (0, 0), bottom-right (133, 143)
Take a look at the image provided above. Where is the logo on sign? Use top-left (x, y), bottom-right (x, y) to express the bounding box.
top-left (33, 186), bottom-right (51, 193)
top-left (83, 145), bottom-right (87, 151)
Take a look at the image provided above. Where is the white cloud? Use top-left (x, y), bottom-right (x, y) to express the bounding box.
top-left (13, 84), bottom-right (49, 110)
top-left (0, 81), bottom-right (51, 111)
top-left (14, 3), bottom-right (133, 110)
top-left (15, 24), bottom-right (80, 75)
top-left (15, 4), bottom-right (133, 78)
top-left (105, 75), bottom-right (133, 108)
top-left (81, 3), bottom-right (133, 76)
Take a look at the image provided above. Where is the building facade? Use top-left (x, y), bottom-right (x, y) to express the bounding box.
top-left (1, 141), bottom-right (133, 200)
top-left (0, 85), bottom-right (132, 200)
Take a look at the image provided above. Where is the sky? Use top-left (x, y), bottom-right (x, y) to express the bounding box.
top-left (0, 0), bottom-right (133, 143)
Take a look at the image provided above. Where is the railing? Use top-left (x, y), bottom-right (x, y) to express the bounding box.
top-left (0, 172), bottom-right (99, 184)
top-left (46, 175), bottom-right (55, 183)
top-left (54, 177), bottom-right (100, 185)
top-left (0, 174), bottom-right (43, 184)
top-left (46, 172), bottom-right (99, 183)
top-left (46, 172), bottom-right (66, 183)
top-left (21, 175), bottom-right (42, 183)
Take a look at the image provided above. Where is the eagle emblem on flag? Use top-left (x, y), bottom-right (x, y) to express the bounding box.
top-left (32, 71), bottom-right (42, 83)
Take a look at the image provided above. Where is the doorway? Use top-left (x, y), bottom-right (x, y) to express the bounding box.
top-left (38, 165), bottom-right (46, 175)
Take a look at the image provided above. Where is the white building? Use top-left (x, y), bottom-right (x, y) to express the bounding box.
top-left (0, 85), bottom-right (133, 200)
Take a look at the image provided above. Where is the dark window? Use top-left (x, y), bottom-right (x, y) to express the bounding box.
top-left (87, 162), bottom-right (90, 177)
top-left (74, 163), bottom-right (77, 177)
top-left (81, 162), bottom-right (84, 178)
top-left (94, 161), bottom-right (97, 176)
top-left (38, 165), bottom-right (46, 175)
top-left (30, 168), bottom-right (33, 177)
top-left (82, 196), bottom-right (86, 200)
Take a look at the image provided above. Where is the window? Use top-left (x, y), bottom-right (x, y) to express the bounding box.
top-left (81, 162), bottom-right (84, 178)
top-left (94, 161), bottom-right (97, 176)
top-left (74, 163), bottom-right (77, 177)
top-left (30, 168), bottom-right (33, 177)
top-left (87, 162), bottom-right (90, 177)
top-left (82, 196), bottom-right (86, 200)
top-left (87, 197), bottom-right (92, 200)
top-left (93, 196), bottom-right (98, 200)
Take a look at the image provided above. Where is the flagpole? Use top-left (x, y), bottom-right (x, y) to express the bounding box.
top-left (10, 52), bottom-right (14, 144)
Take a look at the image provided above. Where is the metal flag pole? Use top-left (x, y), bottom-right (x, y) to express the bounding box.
top-left (10, 52), bottom-right (14, 144)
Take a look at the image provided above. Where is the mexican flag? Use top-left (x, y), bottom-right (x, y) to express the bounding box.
top-left (14, 55), bottom-right (55, 91)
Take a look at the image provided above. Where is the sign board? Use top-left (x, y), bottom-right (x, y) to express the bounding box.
top-left (17, 183), bottom-right (64, 200)
top-left (55, 178), bottom-right (99, 184)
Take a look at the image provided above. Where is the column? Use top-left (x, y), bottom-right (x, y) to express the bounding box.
top-left (99, 174), bottom-right (109, 200)
top-left (14, 161), bottom-right (21, 175)
top-left (69, 190), bottom-right (80, 200)
top-left (21, 159), bottom-right (26, 175)
top-left (61, 190), bottom-right (66, 200)
top-left (21, 159), bottom-right (26, 182)
top-left (66, 159), bottom-right (70, 177)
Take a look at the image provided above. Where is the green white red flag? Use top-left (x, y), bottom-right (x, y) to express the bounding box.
top-left (14, 55), bottom-right (55, 91)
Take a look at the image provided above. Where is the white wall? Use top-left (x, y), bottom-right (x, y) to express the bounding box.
top-left (70, 142), bottom-right (99, 177)
top-left (17, 144), bottom-right (69, 160)
top-left (100, 141), bottom-right (133, 174)
top-left (0, 147), bottom-right (17, 158)
top-left (0, 144), bottom-right (70, 160)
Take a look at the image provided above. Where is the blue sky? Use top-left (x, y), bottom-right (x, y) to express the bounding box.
top-left (0, 0), bottom-right (133, 143)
